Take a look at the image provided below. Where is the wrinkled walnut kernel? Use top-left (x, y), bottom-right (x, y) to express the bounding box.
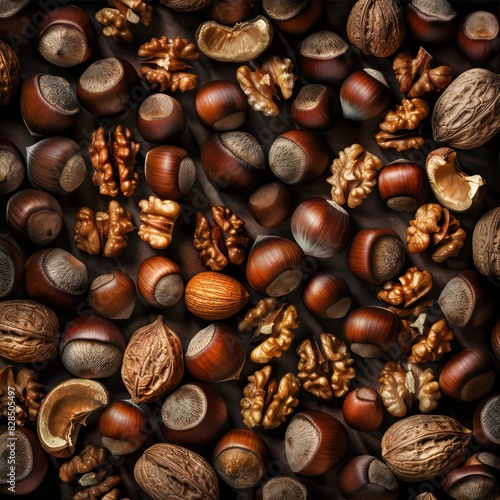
top-left (377, 267), bottom-right (433, 308)
top-left (59, 444), bottom-right (110, 482)
top-left (408, 320), bottom-right (454, 363)
top-left (138, 196), bottom-right (181, 249)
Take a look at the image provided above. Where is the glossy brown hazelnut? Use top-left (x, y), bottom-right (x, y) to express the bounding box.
top-left (457, 11), bottom-right (500, 63)
top-left (285, 410), bottom-right (348, 476)
top-left (99, 400), bottom-right (147, 455)
top-left (160, 0), bottom-right (213, 11)
top-left (291, 197), bottom-right (351, 259)
top-left (342, 387), bottom-right (384, 431)
top-left (185, 323), bottom-right (245, 382)
top-left (209, 0), bottom-right (252, 24)
top-left (246, 235), bottom-right (304, 297)
top-left (144, 145), bottom-right (196, 200)
top-left (439, 348), bottom-right (496, 403)
top-left (297, 30), bottom-right (356, 85)
top-left (137, 255), bottom-right (184, 308)
top-left (348, 228), bottom-right (406, 285)
top-left (201, 131), bottom-right (265, 192)
top-left (473, 394), bottom-right (500, 453)
top-left (0, 138), bottom-right (25, 195)
top-left (337, 455), bottom-right (399, 500)
top-left (0, 235), bottom-right (24, 299)
top-left (213, 429), bottom-right (270, 489)
top-left (437, 270), bottom-right (493, 330)
top-left (465, 451), bottom-right (500, 470)
top-left (160, 382), bottom-right (227, 446)
top-left (0, 0), bottom-right (30, 18)
top-left (256, 476), bottom-right (308, 500)
top-left (302, 272), bottom-right (351, 319)
top-left (268, 129), bottom-right (329, 186)
top-left (443, 465), bottom-right (499, 500)
top-left (492, 319), bottom-right (500, 360)
top-left (88, 270), bottom-right (136, 320)
top-left (77, 57), bottom-right (140, 116)
top-left (195, 80), bottom-right (247, 131)
top-left (291, 83), bottom-right (339, 131)
top-left (343, 306), bottom-right (400, 358)
top-left (406, 0), bottom-right (457, 44)
top-left (340, 69), bottom-right (392, 121)
top-left (0, 40), bottom-right (20, 106)
top-left (263, 0), bottom-right (324, 35)
top-left (26, 136), bottom-right (87, 195)
top-left (60, 315), bottom-right (125, 378)
top-left (137, 94), bottom-right (186, 144)
top-left (25, 247), bottom-right (89, 309)
top-left (6, 189), bottom-right (63, 246)
top-left (377, 160), bottom-right (428, 212)
top-left (248, 182), bottom-right (294, 228)
top-left (36, 6), bottom-right (94, 67)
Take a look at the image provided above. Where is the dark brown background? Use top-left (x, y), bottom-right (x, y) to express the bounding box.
top-left (1, 1), bottom-right (500, 499)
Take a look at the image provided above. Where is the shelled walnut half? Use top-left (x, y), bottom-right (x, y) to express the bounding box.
top-left (377, 267), bottom-right (433, 308)
top-left (238, 297), bottom-right (298, 363)
top-left (240, 365), bottom-right (299, 429)
top-left (408, 319), bottom-right (454, 364)
top-left (296, 333), bottom-right (355, 401)
top-left (194, 205), bottom-right (248, 271)
top-left (138, 196), bottom-right (181, 249)
top-left (59, 444), bottom-right (110, 483)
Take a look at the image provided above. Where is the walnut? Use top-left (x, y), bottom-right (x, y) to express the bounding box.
top-left (89, 126), bottom-right (140, 197)
top-left (75, 208), bottom-right (101, 255)
top-left (394, 47), bottom-right (452, 98)
top-left (138, 36), bottom-right (199, 92)
top-left (74, 476), bottom-right (121, 500)
top-left (327, 144), bottom-right (382, 208)
top-left (296, 334), bottom-right (355, 401)
top-left (236, 55), bottom-right (297, 117)
top-left (109, 0), bottom-right (152, 25)
top-left (138, 196), bottom-right (181, 249)
top-left (379, 361), bottom-right (441, 417)
top-left (389, 300), bottom-right (436, 319)
top-left (376, 98), bottom-right (430, 151)
top-left (377, 267), bottom-right (433, 308)
top-left (408, 320), bottom-right (454, 364)
top-left (60, 445), bottom-right (110, 482)
top-left (240, 365), bottom-right (299, 429)
top-left (193, 205), bottom-right (248, 271)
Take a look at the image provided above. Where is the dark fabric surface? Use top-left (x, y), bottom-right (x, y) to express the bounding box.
top-left (1, 1), bottom-right (500, 499)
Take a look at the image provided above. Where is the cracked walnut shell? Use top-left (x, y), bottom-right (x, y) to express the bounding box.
top-left (377, 267), bottom-right (433, 308)
top-left (138, 196), bottom-right (181, 249)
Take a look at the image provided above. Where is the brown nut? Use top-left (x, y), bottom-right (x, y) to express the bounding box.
top-left (138, 196), bottom-right (181, 249)
top-left (0, 40), bottom-right (20, 106)
top-left (473, 207), bottom-right (500, 281)
top-left (408, 319), bottom-right (454, 364)
top-left (377, 267), bottom-right (433, 308)
top-left (59, 444), bottom-right (110, 482)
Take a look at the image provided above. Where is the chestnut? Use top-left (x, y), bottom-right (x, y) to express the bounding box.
top-left (248, 182), bottom-right (294, 228)
top-left (340, 69), bottom-right (392, 121)
top-left (297, 30), bottom-right (355, 85)
top-left (347, 228), bottom-right (406, 285)
top-left (343, 306), bottom-right (400, 358)
top-left (291, 83), bottom-right (339, 131)
top-left (209, 0), bottom-right (252, 24)
top-left (0, 235), bottom-right (24, 299)
top-left (213, 428), bottom-right (270, 489)
top-left (337, 455), bottom-right (399, 500)
top-left (88, 270), bottom-right (136, 320)
top-left (99, 400), bottom-right (147, 455)
top-left (439, 348), bottom-right (495, 403)
top-left (492, 319), bottom-right (500, 361)
top-left (144, 145), bottom-right (196, 200)
top-left (457, 11), bottom-right (500, 63)
top-left (137, 255), bottom-right (184, 308)
top-left (60, 315), bottom-right (125, 379)
top-left (137, 93), bottom-right (186, 144)
top-left (268, 129), bottom-right (329, 186)
top-left (185, 323), bottom-right (245, 382)
top-left (443, 465), bottom-right (499, 500)
top-left (0, 137), bottom-right (25, 195)
top-left (26, 136), bottom-right (87, 195)
top-left (256, 476), bottom-right (308, 500)
top-left (473, 394), bottom-right (500, 453)
top-left (377, 160), bottom-right (428, 212)
top-left (77, 57), bottom-right (140, 116)
top-left (6, 189), bottom-right (63, 246)
top-left (195, 80), bottom-right (247, 131)
top-left (465, 452), bottom-right (500, 470)
top-left (302, 272), bottom-right (351, 319)
top-left (25, 247), bottom-right (89, 309)
top-left (160, 382), bottom-right (227, 446)
top-left (201, 131), bottom-right (265, 192)
top-left (246, 235), bottom-right (304, 297)
top-left (263, 0), bottom-right (324, 35)
top-left (285, 410), bottom-right (348, 476)
top-left (405, 0), bottom-right (457, 44)
top-left (342, 387), bottom-right (384, 431)
top-left (0, 0), bottom-right (30, 18)
top-left (36, 5), bottom-right (94, 67)
top-left (291, 197), bottom-right (351, 259)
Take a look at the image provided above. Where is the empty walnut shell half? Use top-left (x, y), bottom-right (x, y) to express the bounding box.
top-left (195, 16), bottom-right (273, 62)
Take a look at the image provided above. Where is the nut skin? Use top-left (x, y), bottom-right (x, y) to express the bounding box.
top-left (144, 145), bottom-right (196, 200)
top-left (0, 235), bottom-right (24, 299)
top-left (439, 348), bottom-right (496, 403)
top-left (195, 80), bottom-right (247, 131)
top-left (405, 0), bottom-right (457, 44)
top-left (473, 394), bottom-right (500, 453)
top-left (343, 306), bottom-right (400, 358)
top-left (457, 12), bottom-right (500, 63)
top-left (265, 0), bottom-right (324, 35)
top-left (492, 319), bottom-right (500, 360)
top-left (443, 464), bottom-right (499, 500)
top-left (0, 137), bottom-right (25, 195)
top-left (248, 182), bottom-right (294, 228)
top-left (99, 400), bottom-right (147, 455)
top-left (209, 0), bottom-right (252, 24)
top-left (302, 272), bottom-right (351, 319)
top-left (342, 387), bottom-right (384, 431)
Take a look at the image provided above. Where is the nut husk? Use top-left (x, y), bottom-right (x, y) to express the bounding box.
top-left (134, 443), bottom-right (219, 500)
top-left (121, 316), bottom-right (184, 404)
top-left (381, 414), bottom-right (472, 482)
